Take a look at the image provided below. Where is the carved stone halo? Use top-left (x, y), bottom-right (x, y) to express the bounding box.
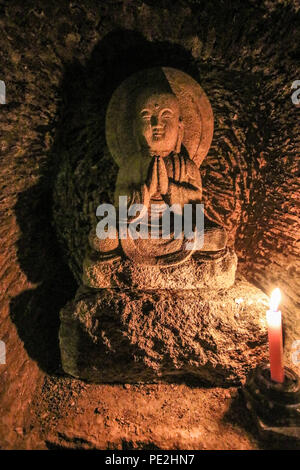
top-left (106, 67), bottom-right (214, 168)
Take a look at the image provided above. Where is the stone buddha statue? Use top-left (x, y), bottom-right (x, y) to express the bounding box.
top-left (88, 79), bottom-right (227, 267)
top-left (60, 69), bottom-right (240, 386)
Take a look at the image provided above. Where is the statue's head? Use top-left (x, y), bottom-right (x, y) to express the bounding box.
top-left (134, 90), bottom-right (184, 157)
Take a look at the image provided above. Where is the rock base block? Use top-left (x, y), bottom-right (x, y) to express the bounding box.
top-left (59, 277), bottom-right (269, 386)
top-left (82, 248), bottom-right (237, 290)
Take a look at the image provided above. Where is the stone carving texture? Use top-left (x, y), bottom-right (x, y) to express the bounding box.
top-left (60, 278), bottom-right (269, 385)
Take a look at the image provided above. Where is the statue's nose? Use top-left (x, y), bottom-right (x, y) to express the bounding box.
top-left (150, 115), bottom-right (163, 128)
top-left (150, 115), bottom-right (158, 126)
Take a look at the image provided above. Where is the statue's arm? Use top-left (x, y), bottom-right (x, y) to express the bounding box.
top-left (166, 159), bottom-right (202, 205)
top-left (116, 182), bottom-right (150, 223)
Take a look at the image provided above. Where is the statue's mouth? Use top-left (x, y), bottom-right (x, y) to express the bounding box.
top-left (153, 132), bottom-right (164, 140)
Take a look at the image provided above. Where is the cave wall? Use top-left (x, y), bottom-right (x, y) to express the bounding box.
top-left (0, 0), bottom-right (299, 449)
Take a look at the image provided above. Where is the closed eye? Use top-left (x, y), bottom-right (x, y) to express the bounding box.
top-left (140, 109), bottom-right (151, 121)
top-left (160, 109), bottom-right (174, 119)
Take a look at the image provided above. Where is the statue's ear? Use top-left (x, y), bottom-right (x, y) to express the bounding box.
top-left (175, 118), bottom-right (184, 154)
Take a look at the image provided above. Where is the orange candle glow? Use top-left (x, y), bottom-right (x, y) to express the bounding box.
top-left (266, 288), bottom-right (284, 383)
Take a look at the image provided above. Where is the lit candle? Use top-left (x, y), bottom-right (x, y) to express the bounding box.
top-left (266, 288), bottom-right (284, 383)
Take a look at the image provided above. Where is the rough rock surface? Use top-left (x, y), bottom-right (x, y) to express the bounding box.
top-left (83, 248), bottom-right (237, 290)
top-left (60, 277), bottom-right (269, 385)
top-left (30, 378), bottom-right (261, 450)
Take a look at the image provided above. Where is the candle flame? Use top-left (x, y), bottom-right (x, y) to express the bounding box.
top-left (270, 288), bottom-right (281, 311)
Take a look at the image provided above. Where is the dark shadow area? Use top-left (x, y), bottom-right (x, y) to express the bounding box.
top-left (10, 181), bottom-right (77, 374)
top-left (45, 438), bottom-right (161, 451)
top-left (84, 28), bottom-right (201, 94)
top-left (223, 391), bottom-right (260, 442)
top-left (223, 390), bottom-right (300, 450)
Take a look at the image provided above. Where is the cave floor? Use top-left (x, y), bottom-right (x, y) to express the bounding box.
top-left (17, 374), bottom-right (288, 450)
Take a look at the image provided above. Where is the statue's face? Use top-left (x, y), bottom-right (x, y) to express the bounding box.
top-left (135, 93), bottom-right (182, 156)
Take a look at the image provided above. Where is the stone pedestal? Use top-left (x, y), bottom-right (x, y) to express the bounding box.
top-left (59, 276), bottom-right (269, 386)
top-left (83, 248), bottom-right (237, 290)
